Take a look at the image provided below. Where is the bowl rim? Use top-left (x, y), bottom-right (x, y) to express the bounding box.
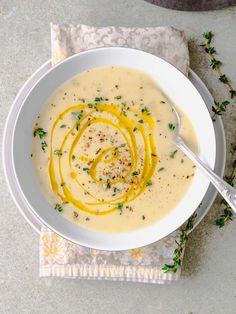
top-left (10, 46), bottom-right (216, 250)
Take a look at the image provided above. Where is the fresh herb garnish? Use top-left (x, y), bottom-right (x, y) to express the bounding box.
top-left (170, 150), bottom-right (177, 158)
top-left (219, 74), bottom-right (228, 84)
top-left (215, 150), bottom-right (236, 227)
top-left (120, 144), bottom-right (126, 147)
top-left (54, 203), bottom-right (63, 212)
top-left (204, 46), bottom-right (216, 55)
top-left (212, 100), bottom-right (230, 121)
top-left (142, 215), bottom-right (146, 220)
top-left (151, 153), bottom-right (157, 157)
top-left (158, 167), bottom-right (165, 172)
top-left (54, 149), bottom-right (62, 156)
top-left (96, 148), bottom-right (102, 155)
top-left (202, 31), bottom-right (236, 120)
top-left (116, 203), bottom-right (123, 211)
top-left (60, 124), bottom-right (66, 128)
top-left (162, 213), bottom-right (197, 273)
top-left (132, 171), bottom-right (138, 176)
top-left (141, 106), bottom-right (150, 114)
top-left (203, 31), bottom-right (212, 44)
top-left (88, 103), bottom-right (94, 108)
top-left (229, 90), bottom-right (236, 98)
top-left (138, 119), bottom-right (144, 124)
top-left (216, 205), bottom-right (233, 228)
top-left (77, 111), bottom-right (83, 120)
top-left (133, 127), bottom-right (138, 132)
top-left (41, 141), bottom-right (47, 151)
top-left (72, 155), bottom-right (76, 160)
top-left (95, 97), bottom-right (103, 102)
top-left (33, 127), bottom-right (47, 139)
top-left (168, 123), bottom-right (175, 131)
top-left (72, 111), bottom-right (83, 120)
top-left (210, 58), bottom-right (221, 70)
top-left (160, 101), bottom-right (165, 104)
top-left (83, 167), bottom-right (89, 173)
top-left (146, 180), bottom-right (152, 187)
top-left (202, 31), bottom-right (235, 226)
top-left (114, 95), bottom-right (122, 100)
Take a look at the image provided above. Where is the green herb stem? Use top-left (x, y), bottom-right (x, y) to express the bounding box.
top-left (203, 32), bottom-right (235, 93)
top-left (162, 213), bottom-right (197, 273)
top-left (202, 31), bottom-right (235, 226)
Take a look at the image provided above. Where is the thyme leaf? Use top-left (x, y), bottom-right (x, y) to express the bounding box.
top-left (141, 106), bottom-right (150, 114)
top-left (212, 100), bottom-right (230, 121)
top-left (203, 31), bottom-right (213, 44)
top-left (146, 180), bottom-right (152, 187)
top-left (116, 203), bottom-right (123, 212)
top-left (219, 74), bottom-right (228, 84)
top-left (54, 203), bottom-right (63, 212)
top-left (168, 123), bottom-right (175, 131)
top-left (210, 58), bottom-right (221, 70)
top-left (170, 150), bottom-right (178, 159)
top-left (33, 127), bottom-right (47, 139)
top-left (95, 97), bottom-right (103, 102)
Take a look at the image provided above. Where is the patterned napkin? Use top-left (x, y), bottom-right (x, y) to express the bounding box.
top-left (40, 24), bottom-right (190, 283)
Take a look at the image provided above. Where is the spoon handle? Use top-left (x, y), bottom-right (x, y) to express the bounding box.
top-left (175, 136), bottom-right (236, 213)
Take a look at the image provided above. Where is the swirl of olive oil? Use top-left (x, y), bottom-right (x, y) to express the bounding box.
top-left (49, 103), bottom-right (158, 215)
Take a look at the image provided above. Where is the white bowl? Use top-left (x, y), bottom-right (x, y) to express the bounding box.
top-left (12, 47), bottom-right (216, 250)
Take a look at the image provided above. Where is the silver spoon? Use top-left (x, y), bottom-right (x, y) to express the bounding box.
top-left (171, 105), bottom-right (236, 213)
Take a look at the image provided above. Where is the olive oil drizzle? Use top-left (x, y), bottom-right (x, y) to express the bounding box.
top-left (48, 103), bottom-right (158, 215)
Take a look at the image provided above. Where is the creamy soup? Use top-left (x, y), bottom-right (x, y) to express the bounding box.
top-left (32, 66), bottom-right (198, 232)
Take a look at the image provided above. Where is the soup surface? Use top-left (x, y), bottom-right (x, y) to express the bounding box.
top-left (32, 66), bottom-right (198, 232)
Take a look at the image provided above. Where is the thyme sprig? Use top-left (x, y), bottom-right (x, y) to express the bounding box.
top-left (202, 31), bottom-right (235, 227)
top-left (162, 213), bottom-right (197, 273)
top-left (202, 31), bottom-right (236, 120)
top-left (216, 203), bottom-right (233, 228)
top-left (216, 150), bottom-right (236, 227)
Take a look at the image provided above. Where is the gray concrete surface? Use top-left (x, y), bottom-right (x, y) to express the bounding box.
top-left (1, 1), bottom-right (236, 313)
